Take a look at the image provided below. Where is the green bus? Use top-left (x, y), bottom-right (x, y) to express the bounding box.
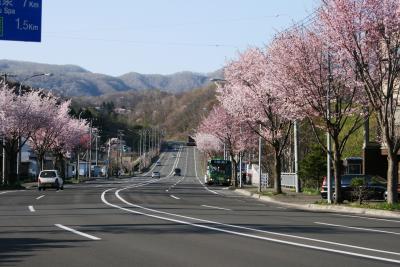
top-left (205, 158), bottom-right (232, 185)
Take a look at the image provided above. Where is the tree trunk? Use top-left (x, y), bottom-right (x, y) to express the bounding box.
top-left (387, 152), bottom-right (399, 204)
top-left (37, 152), bottom-right (45, 172)
top-left (230, 154), bottom-right (237, 188)
top-left (273, 145), bottom-right (282, 194)
top-left (333, 138), bottom-right (343, 204)
top-left (6, 149), bottom-right (17, 185)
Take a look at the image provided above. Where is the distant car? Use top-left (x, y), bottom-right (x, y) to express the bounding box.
top-left (321, 174), bottom-right (386, 201)
top-left (174, 168), bottom-right (181, 176)
top-left (156, 161), bottom-right (162, 166)
top-left (38, 170), bottom-right (63, 191)
top-left (152, 171), bottom-right (161, 179)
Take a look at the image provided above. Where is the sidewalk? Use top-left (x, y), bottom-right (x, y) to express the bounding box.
top-left (235, 186), bottom-right (400, 219)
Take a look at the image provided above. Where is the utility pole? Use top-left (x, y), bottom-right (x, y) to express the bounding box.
top-left (107, 139), bottom-right (111, 179)
top-left (139, 130), bottom-right (142, 172)
top-left (239, 126), bottom-right (243, 188)
top-left (223, 143), bottom-right (226, 160)
top-left (89, 120), bottom-right (92, 179)
top-left (327, 54), bottom-right (332, 204)
top-left (148, 129), bottom-right (151, 154)
top-left (95, 133), bottom-right (99, 166)
top-left (143, 130), bottom-right (147, 168)
top-left (2, 138), bottom-right (5, 185)
top-left (294, 121), bottom-right (300, 193)
top-left (258, 124), bottom-right (262, 193)
top-left (2, 73), bottom-right (15, 184)
top-left (118, 130), bottom-right (124, 175)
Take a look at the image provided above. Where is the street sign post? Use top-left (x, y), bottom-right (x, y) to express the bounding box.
top-left (0, 0), bottom-right (42, 42)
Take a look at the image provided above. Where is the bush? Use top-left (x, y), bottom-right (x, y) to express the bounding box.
top-left (350, 177), bottom-right (369, 204)
top-left (299, 143), bottom-right (326, 189)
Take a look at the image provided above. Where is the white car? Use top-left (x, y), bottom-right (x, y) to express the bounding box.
top-left (37, 170), bottom-right (64, 191)
top-left (152, 171), bottom-right (161, 179)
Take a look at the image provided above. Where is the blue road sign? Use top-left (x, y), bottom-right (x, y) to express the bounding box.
top-left (0, 0), bottom-right (42, 42)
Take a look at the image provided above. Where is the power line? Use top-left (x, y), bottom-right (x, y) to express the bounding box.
top-left (45, 14), bottom-right (288, 35)
top-left (45, 34), bottom-right (240, 49)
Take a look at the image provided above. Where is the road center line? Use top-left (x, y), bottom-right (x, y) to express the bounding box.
top-left (113, 188), bottom-right (400, 257)
top-left (315, 222), bottom-right (400, 236)
top-left (201, 205), bottom-right (231, 211)
top-left (36, 195), bottom-right (45, 200)
top-left (28, 205), bottom-right (35, 212)
top-left (333, 214), bottom-right (400, 223)
top-left (170, 195), bottom-right (180, 200)
top-left (102, 189), bottom-right (400, 264)
top-left (55, 224), bottom-right (101, 240)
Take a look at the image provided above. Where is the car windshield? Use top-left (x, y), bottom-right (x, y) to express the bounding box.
top-left (40, 171), bottom-right (57, 178)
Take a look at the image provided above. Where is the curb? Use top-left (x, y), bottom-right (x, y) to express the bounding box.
top-left (235, 189), bottom-right (400, 219)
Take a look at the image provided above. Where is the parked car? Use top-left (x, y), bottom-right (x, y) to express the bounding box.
top-left (383, 185), bottom-right (400, 201)
top-left (156, 161), bottom-right (162, 166)
top-left (152, 171), bottom-right (161, 179)
top-left (174, 168), bottom-right (181, 176)
top-left (38, 170), bottom-right (64, 191)
top-left (321, 174), bottom-right (386, 201)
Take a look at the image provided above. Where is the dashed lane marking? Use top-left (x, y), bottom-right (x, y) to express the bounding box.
top-left (55, 224), bottom-right (101, 240)
top-left (201, 205), bottom-right (231, 211)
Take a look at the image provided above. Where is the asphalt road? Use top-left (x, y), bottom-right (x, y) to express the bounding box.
top-left (1, 146), bottom-right (400, 267)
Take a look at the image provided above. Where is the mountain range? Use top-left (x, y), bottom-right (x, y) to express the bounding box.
top-left (0, 60), bottom-right (222, 96)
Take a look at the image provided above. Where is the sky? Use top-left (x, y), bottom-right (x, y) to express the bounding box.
top-left (1, 0), bottom-right (318, 76)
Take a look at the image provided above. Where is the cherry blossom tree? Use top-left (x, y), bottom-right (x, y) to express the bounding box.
top-left (0, 84), bottom-right (51, 184)
top-left (52, 117), bottom-right (89, 178)
top-left (217, 48), bottom-right (295, 193)
top-left (194, 132), bottom-right (222, 157)
top-left (319, 0), bottom-right (400, 203)
top-left (197, 105), bottom-right (257, 187)
top-left (268, 27), bottom-right (367, 203)
top-left (29, 99), bottom-right (77, 171)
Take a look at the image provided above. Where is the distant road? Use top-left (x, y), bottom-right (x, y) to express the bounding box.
top-left (1, 146), bottom-right (400, 267)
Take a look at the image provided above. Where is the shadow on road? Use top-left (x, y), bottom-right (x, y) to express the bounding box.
top-left (0, 238), bottom-right (87, 266)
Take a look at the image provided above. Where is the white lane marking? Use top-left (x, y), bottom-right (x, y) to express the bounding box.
top-left (334, 214), bottom-right (400, 224)
top-left (113, 188), bottom-right (400, 258)
top-left (193, 148), bottom-right (219, 195)
top-left (142, 152), bottom-right (166, 177)
top-left (28, 205), bottom-right (35, 212)
top-left (315, 222), bottom-right (400, 236)
top-left (55, 224), bottom-right (101, 241)
top-left (101, 189), bottom-right (400, 264)
top-left (36, 195), bottom-right (45, 200)
top-left (170, 195), bottom-right (180, 200)
top-left (201, 205), bottom-right (231, 211)
top-left (0, 191), bottom-right (10, 195)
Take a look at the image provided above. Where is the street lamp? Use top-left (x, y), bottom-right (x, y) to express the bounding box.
top-left (17, 73), bottom-right (53, 182)
top-left (18, 73), bottom-right (52, 95)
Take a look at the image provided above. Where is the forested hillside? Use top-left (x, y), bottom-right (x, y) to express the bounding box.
top-left (72, 85), bottom-right (218, 140)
